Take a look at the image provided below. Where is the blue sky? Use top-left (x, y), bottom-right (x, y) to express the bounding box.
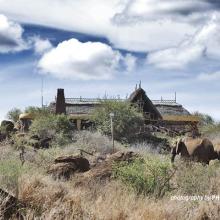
top-left (0, 0), bottom-right (220, 121)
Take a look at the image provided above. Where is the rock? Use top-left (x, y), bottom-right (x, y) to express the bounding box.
top-left (29, 136), bottom-right (52, 149)
top-left (48, 155), bottom-right (90, 180)
top-left (0, 188), bottom-right (23, 219)
top-left (40, 137), bottom-right (52, 149)
top-left (1, 120), bottom-right (14, 133)
top-left (0, 132), bottom-right (6, 142)
top-left (55, 155), bottom-right (90, 172)
top-left (106, 151), bottom-right (137, 163)
top-left (30, 135), bottom-right (40, 141)
top-left (47, 162), bottom-right (77, 180)
top-left (76, 151), bottom-right (138, 184)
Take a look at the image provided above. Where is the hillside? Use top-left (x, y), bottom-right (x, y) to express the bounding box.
top-left (0, 108), bottom-right (220, 219)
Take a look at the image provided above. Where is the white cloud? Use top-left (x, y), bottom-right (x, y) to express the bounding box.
top-left (0, 14), bottom-right (28, 53)
top-left (113, 0), bottom-right (217, 24)
top-left (123, 53), bottom-right (137, 72)
top-left (198, 71), bottom-right (220, 81)
top-left (0, 0), bottom-right (203, 52)
top-left (147, 15), bottom-right (220, 69)
top-left (32, 37), bottom-right (53, 54)
top-left (38, 38), bottom-right (134, 80)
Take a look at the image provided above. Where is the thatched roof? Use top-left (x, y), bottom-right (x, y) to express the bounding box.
top-left (129, 88), bottom-right (162, 120)
top-left (154, 104), bottom-right (190, 116)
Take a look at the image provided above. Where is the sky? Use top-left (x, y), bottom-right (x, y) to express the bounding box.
top-left (0, 0), bottom-right (219, 121)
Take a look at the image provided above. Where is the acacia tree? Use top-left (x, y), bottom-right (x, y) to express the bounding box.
top-left (92, 100), bottom-right (145, 142)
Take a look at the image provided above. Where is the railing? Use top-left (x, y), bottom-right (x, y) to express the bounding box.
top-left (65, 97), bottom-right (177, 104)
top-left (65, 97), bottom-right (125, 103)
top-left (151, 100), bottom-right (177, 105)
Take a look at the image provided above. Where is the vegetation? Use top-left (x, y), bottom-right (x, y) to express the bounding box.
top-left (113, 156), bottom-right (172, 197)
top-left (92, 100), bottom-right (145, 142)
top-left (25, 106), bottom-right (52, 118)
top-left (1, 104), bottom-right (220, 219)
top-left (30, 114), bottom-right (74, 146)
top-left (6, 108), bottom-right (22, 122)
top-left (193, 111), bottom-right (215, 127)
top-left (192, 112), bottom-right (220, 137)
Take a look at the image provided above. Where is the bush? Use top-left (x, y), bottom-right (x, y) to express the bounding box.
top-left (92, 100), bottom-right (144, 142)
top-left (6, 108), bottom-right (22, 122)
top-left (30, 114), bottom-right (74, 146)
top-left (25, 106), bottom-right (52, 118)
top-left (192, 111), bottom-right (215, 126)
top-left (0, 159), bottom-right (22, 194)
top-left (73, 131), bottom-right (122, 154)
top-left (113, 155), bottom-right (173, 198)
top-left (174, 161), bottom-right (218, 196)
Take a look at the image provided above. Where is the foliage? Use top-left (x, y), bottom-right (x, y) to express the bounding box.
top-left (193, 111), bottom-right (215, 126)
top-left (174, 161), bottom-right (218, 196)
top-left (73, 131), bottom-right (122, 154)
top-left (25, 106), bottom-right (52, 118)
top-left (6, 108), bottom-right (22, 122)
top-left (92, 100), bottom-right (144, 142)
top-left (113, 156), bottom-right (173, 198)
top-left (30, 114), bottom-right (74, 145)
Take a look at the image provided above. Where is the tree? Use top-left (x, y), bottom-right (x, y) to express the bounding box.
top-left (193, 112), bottom-right (215, 126)
top-left (92, 100), bottom-right (145, 142)
top-left (30, 114), bottom-right (74, 145)
top-left (6, 108), bottom-right (22, 122)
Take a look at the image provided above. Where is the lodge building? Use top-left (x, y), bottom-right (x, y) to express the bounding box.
top-left (49, 86), bottom-right (199, 135)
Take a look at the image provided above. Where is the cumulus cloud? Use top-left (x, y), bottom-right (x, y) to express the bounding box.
top-left (0, 14), bottom-right (28, 53)
top-left (32, 37), bottom-right (53, 54)
top-left (147, 15), bottom-right (220, 69)
top-left (38, 38), bottom-right (135, 80)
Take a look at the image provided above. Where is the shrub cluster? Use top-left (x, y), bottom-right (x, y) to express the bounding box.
top-left (113, 156), bottom-right (173, 198)
top-left (92, 100), bottom-right (144, 142)
top-left (30, 114), bottom-right (74, 146)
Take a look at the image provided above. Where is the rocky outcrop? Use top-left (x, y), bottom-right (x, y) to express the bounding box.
top-left (48, 151), bottom-right (137, 181)
top-left (48, 155), bottom-right (90, 180)
top-left (74, 151), bottom-right (138, 186)
top-left (29, 135), bottom-right (52, 149)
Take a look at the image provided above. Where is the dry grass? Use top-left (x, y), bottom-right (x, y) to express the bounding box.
top-left (2, 131), bottom-right (220, 219)
top-left (18, 173), bottom-right (220, 220)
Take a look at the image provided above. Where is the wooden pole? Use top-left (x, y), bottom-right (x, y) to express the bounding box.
top-left (110, 113), bottom-right (115, 153)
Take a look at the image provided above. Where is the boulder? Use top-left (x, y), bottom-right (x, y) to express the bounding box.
top-left (1, 120), bottom-right (14, 133)
top-left (76, 151), bottom-right (138, 184)
top-left (48, 155), bottom-right (90, 180)
top-left (40, 137), bottom-right (52, 149)
top-left (29, 136), bottom-right (52, 149)
top-left (0, 132), bottom-right (6, 142)
top-left (47, 162), bottom-right (77, 180)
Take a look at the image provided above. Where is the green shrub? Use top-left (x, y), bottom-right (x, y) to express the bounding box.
top-left (0, 159), bottom-right (22, 194)
top-left (6, 108), bottom-right (22, 122)
top-left (92, 100), bottom-right (144, 142)
top-left (113, 156), bottom-right (173, 198)
top-left (174, 161), bottom-right (218, 196)
top-left (25, 106), bottom-right (52, 118)
top-left (30, 114), bottom-right (74, 146)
